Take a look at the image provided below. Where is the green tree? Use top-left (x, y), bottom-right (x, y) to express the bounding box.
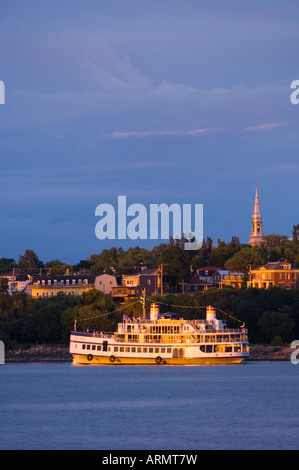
top-left (0, 278), bottom-right (8, 294)
top-left (18, 249), bottom-right (44, 273)
top-left (225, 247), bottom-right (264, 283)
top-left (258, 309), bottom-right (295, 344)
top-left (158, 238), bottom-right (190, 289)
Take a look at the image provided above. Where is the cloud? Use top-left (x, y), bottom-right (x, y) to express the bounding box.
top-left (108, 128), bottom-right (225, 138)
top-left (241, 121), bottom-right (287, 132)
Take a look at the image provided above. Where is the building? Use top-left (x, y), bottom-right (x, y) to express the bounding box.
top-left (194, 266), bottom-right (222, 288)
top-left (113, 267), bottom-right (162, 299)
top-left (247, 260), bottom-right (299, 289)
top-left (0, 270), bottom-right (32, 295)
top-left (219, 271), bottom-right (244, 289)
top-left (249, 186), bottom-right (264, 246)
top-left (26, 273), bottom-right (117, 298)
top-left (183, 277), bottom-right (212, 292)
top-left (94, 274), bottom-right (118, 295)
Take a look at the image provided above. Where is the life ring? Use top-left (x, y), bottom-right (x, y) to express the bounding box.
top-left (87, 354), bottom-right (93, 362)
top-left (109, 355), bottom-right (116, 363)
top-left (155, 356), bottom-right (163, 365)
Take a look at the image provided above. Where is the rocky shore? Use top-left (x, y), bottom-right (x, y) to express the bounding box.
top-left (5, 345), bottom-right (72, 362)
top-left (3, 344), bottom-right (296, 362)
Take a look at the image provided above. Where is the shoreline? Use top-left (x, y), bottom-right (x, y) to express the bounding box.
top-left (3, 344), bottom-right (296, 363)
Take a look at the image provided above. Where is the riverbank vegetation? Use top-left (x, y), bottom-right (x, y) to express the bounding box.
top-left (0, 287), bottom-right (298, 350)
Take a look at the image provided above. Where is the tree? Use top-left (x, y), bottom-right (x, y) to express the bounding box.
top-left (258, 309), bottom-right (295, 344)
top-left (158, 238), bottom-right (190, 289)
top-left (45, 260), bottom-right (73, 275)
top-left (18, 250), bottom-right (44, 273)
top-left (0, 278), bottom-right (8, 294)
top-left (224, 247), bottom-right (264, 283)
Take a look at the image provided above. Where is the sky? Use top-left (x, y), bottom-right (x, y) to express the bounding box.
top-left (0, 0), bottom-right (299, 264)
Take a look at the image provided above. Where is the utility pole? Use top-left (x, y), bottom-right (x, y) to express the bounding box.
top-left (141, 288), bottom-right (146, 318)
top-left (160, 264), bottom-right (163, 296)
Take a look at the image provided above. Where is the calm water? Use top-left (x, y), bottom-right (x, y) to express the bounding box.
top-left (0, 361), bottom-right (298, 450)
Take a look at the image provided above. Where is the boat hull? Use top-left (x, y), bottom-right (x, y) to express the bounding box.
top-left (71, 353), bottom-right (247, 366)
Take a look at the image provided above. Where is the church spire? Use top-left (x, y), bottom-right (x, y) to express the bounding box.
top-left (249, 186), bottom-right (263, 246)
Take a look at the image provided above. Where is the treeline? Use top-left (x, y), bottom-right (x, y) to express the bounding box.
top-left (0, 286), bottom-right (299, 349)
top-left (1, 225), bottom-right (299, 282)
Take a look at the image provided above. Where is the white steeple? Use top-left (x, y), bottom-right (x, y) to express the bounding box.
top-left (249, 186), bottom-right (263, 246)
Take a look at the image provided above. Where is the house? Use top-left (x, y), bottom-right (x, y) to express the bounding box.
top-left (194, 266), bottom-right (222, 288)
top-left (247, 260), bottom-right (299, 289)
top-left (112, 266), bottom-right (166, 299)
top-left (183, 276), bottom-right (212, 292)
top-left (26, 273), bottom-right (118, 298)
top-left (0, 270), bottom-right (32, 295)
top-left (219, 271), bottom-right (244, 289)
top-left (94, 274), bottom-right (118, 295)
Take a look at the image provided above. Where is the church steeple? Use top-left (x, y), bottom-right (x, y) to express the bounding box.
top-left (249, 186), bottom-right (263, 246)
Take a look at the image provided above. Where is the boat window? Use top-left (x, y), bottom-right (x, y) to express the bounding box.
top-left (103, 340), bottom-right (108, 352)
top-left (97, 345), bottom-right (101, 351)
top-left (125, 347), bottom-right (130, 352)
top-left (86, 345), bottom-right (90, 350)
top-left (206, 345), bottom-right (213, 353)
top-left (82, 344), bottom-right (86, 350)
top-left (143, 348), bottom-right (148, 353)
top-left (167, 348), bottom-right (171, 353)
top-left (161, 348), bottom-right (165, 353)
top-left (155, 348), bottom-right (159, 353)
top-left (225, 346), bottom-right (232, 352)
top-left (131, 347), bottom-right (136, 353)
top-left (114, 346), bottom-right (119, 352)
top-left (137, 347), bottom-right (142, 353)
top-left (92, 345), bottom-right (96, 350)
top-left (120, 347), bottom-right (124, 352)
top-left (149, 348), bottom-right (153, 353)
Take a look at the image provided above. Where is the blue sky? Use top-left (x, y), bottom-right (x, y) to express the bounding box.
top-left (0, 1), bottom-right (299, 264)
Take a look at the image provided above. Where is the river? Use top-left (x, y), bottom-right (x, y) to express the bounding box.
top-left (0, 361), bottom-right (298, 450)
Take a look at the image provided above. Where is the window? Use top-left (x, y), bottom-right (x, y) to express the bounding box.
top-left (97, 345), bottom-right (101, 351)
top-left (72, 279), bottom-right (76, 285)
top-left (48, 280), bottom-right (51, 286)
top-left (82, 344), bottom-right (86, 350)
top-left (92, 345), bottom-right (96, 351)
top-left (86, 345), bottom-right (90, 350)
top-left (149, 348), bottom-right (153, 353)
top-left (114, 346), bottom-right (119, 352)
top-left (143, 348), bottom-right (148, 353)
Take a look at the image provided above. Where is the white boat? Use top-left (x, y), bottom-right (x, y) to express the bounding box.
top-left (69, 303), bottom-right (249, 365)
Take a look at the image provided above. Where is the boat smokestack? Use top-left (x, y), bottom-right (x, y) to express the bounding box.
top-left (150, 303), bottom-right (159, 321)
top-left (206, 305), bottom-right (216, 322)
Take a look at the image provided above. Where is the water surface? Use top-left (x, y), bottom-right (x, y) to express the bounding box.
top-left (0, 361), bottom-right (298, 450)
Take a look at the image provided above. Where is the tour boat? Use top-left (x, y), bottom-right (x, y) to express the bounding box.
top-left (69, 303), bottom-right (249, 365)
